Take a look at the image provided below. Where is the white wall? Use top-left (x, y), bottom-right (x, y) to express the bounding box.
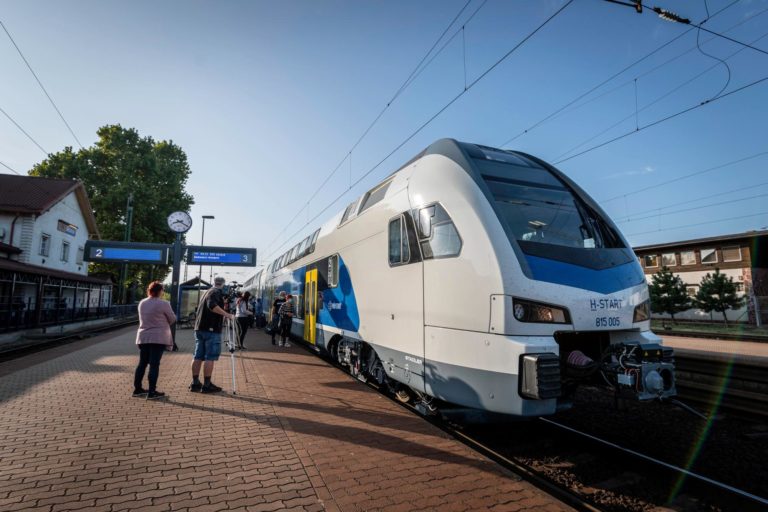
top-left (17, 191), bottom-right (92, 276)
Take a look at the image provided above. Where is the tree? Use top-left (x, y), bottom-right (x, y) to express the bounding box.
top-left (29, 125), bottom-right (194, 301)
top-left (694, 268), bottom-right (745, 327)
top-left (649, 266), bottom-right (691, 325)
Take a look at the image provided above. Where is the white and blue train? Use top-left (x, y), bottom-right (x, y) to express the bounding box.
top-left (243, 139), bottom-right (676, 417)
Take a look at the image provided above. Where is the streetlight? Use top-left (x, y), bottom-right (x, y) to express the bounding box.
top-left (197, 215), bottom-right (215, 307)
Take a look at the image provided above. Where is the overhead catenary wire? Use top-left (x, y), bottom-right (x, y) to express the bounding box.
top-left (552, 73), bottom-right (768, 166)
top-left (264, 1), bottom-right (575, 262)
top-left (263, 0), bottom-right (481, 255)
top-left (552, 27), bottom-right (768, 162)
top-left (599, 150), bottom-right (768, 204)
top-left (615, 192), bottom-right (768, 223)
top-left (613, 179), bottom-right (768, 221)
top-left (497, 0), bottom-right (742, 149)
top-left (0, 159), bottom-right (21, 175)
top-left (0, 106), bottom-right (49, 155)
top-left (626, 211), bottom-right (768, 238)
top-left (534, 4), bottom-right (768, 130)
top-left (0, 20), bottom-right (83, 149)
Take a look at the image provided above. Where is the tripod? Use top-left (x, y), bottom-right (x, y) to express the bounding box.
top-left (222, 317), bottom-right (240, 394)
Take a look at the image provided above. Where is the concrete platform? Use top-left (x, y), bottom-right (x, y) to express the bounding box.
top-left (0, 326), bottom-right (571, 512)
top-left (661, 335), bottom-right (768, 362)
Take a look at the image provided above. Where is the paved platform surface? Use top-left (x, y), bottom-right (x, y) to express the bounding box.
top-left (661, 335), bottom-right (768, 362)
top-left (0, 326), bottom-right (571, 512)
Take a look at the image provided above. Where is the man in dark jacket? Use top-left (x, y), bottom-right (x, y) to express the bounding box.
top-left (270, 291), bottom-right (286, 345)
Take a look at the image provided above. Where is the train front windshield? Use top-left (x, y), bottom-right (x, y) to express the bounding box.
top-left (474, 151), bottom-right (623, 250)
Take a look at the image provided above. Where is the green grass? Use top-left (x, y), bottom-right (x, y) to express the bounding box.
top-left (651, 319), bottom-right (768, 338)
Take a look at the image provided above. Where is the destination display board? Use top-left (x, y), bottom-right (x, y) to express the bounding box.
top-left (186, 246), bottom-right (256, 266)
top-left (84, 241), bottom-right (169, 264)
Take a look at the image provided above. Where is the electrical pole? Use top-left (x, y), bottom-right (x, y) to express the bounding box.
top-left (119, 193), bottom-right (133, 304)
top-left (198, 215), bottom-right (214, 307)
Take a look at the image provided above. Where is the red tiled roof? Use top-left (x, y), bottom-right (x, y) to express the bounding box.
top-left (0, 174), bottom-right (80, 214)
top-left (0, 258), bottom-right (112, 285)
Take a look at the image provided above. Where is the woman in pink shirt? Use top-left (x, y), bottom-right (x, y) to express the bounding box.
top-left (133, 281), bottom-right (176, 399)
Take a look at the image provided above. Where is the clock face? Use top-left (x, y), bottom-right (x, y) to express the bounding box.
top-left (167, 211), bottom-right (193, 233)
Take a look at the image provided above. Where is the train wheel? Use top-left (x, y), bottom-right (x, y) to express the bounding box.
top-left (394, 385), bottom-right (411, 403)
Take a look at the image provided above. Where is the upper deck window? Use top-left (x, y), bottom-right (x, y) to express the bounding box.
top-left (476, 157), bottom-right (624, 250)
top-left (339, 200), bottom-right (359, 225)
top-left (359, 179), bottom-right (393, 214)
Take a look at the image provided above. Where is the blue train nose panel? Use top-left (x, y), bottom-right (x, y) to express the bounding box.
top-left (525, 255), bottom-right (645, 295)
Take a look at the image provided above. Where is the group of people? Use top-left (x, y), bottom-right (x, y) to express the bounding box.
top-left (132, 277), bottom-right (296, 399)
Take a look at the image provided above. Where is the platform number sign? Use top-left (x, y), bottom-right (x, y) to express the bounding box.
top-left (186, 246), bottom-right (256, 267)
top-left (84, 241), bottom-right (169, 264)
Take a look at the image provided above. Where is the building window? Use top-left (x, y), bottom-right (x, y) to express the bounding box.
top-left (680, 250), bottom-right (696, 265)
top-left (643, 254), bottom-right (658, 267)
top-left (39, 233), bottom-right (51, 256)
top-left (722, 246), bottom-right (742, 262)
top-left (701, 248), bottom-right (717, 264)
top-left (686, 286), bottom-right (698, 297)
top-left (76, 246), bottom-right (84, 264)
top-left (662, 253), bottom-right (676, 266)
top-left (734, 283), bottom-right (745, 292)
top-left (61, 241), bottom-right (70, 262)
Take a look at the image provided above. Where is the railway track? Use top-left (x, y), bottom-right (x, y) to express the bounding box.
top-left (674, 352), bottom-right (768, 419)
top-left (0, 318), bottom-right (138, 363)
top-left (304, 340), bottom-right (768, 511)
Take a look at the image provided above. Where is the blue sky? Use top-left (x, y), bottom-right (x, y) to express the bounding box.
top-left (1, 0), bottom-right (766, 282)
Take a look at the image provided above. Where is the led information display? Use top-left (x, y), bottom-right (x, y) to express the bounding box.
top-left (84, 241), bottom-right (169, 264)
top-left (186, 246), bottom-right (256, 266)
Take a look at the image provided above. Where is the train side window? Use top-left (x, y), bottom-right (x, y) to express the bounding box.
top-left (388, 215), bottom-right (410, 266)
top-left (309, 229), bottom-right (320, 253)
top-left (339, 200), bottom-right (358, 226)
top-left (359, 179), bottom-right (393, 214)
top-left (327, 254), bottom-right (339, 287)
top-left (413, 203), bottom-right (462, 259)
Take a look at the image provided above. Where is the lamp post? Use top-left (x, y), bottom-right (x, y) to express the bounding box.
top-left (197, 215), bottom-right (215, 307)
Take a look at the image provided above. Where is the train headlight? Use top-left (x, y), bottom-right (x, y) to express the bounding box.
top-left (513, 299), bottom-right (570, 324)
top-left (633, 300), bottom-right (650, 323)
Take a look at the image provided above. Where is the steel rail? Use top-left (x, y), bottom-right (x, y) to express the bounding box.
top-left (539, 417), bottom-right (768, 508)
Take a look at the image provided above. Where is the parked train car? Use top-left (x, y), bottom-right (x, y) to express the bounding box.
top-left (244, 139), bottom-right (676, 417)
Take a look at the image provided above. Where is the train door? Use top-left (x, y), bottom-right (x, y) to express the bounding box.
top-left (304, 267), bottom-right (318, 344)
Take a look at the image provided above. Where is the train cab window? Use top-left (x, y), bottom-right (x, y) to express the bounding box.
top-left (476, 156), bottom-right (624, 250)
top-left (359, 178), bottom-right (393, 214)
top-left (413, 203), bottom-right (461, 259)
top-left (388, 216), bottom-right (410, 266)
top-left (327, 254), bottom-right (339, 287)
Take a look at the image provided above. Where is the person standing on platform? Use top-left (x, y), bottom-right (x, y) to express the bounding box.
top-left (191, 276), bottom-right (234, 393)
top-left (278, 294), bottom-right (294, 348)
top-left (270, 291), bottom-right (287, 345)
top-left (235, 291), bottom-right (253, 350)
top-left (255, 297), bottom-right (264, 327)
top-left (134, 281), bottom-right (176, 400)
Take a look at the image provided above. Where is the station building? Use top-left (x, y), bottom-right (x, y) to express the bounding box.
top-left (0, 174), bottom-right (113, 332)
top-left (634, 230), bottom-right (768, 325)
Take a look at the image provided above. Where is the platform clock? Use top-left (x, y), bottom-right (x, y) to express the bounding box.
top-left (167, 211), bottom-right (193, 233)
